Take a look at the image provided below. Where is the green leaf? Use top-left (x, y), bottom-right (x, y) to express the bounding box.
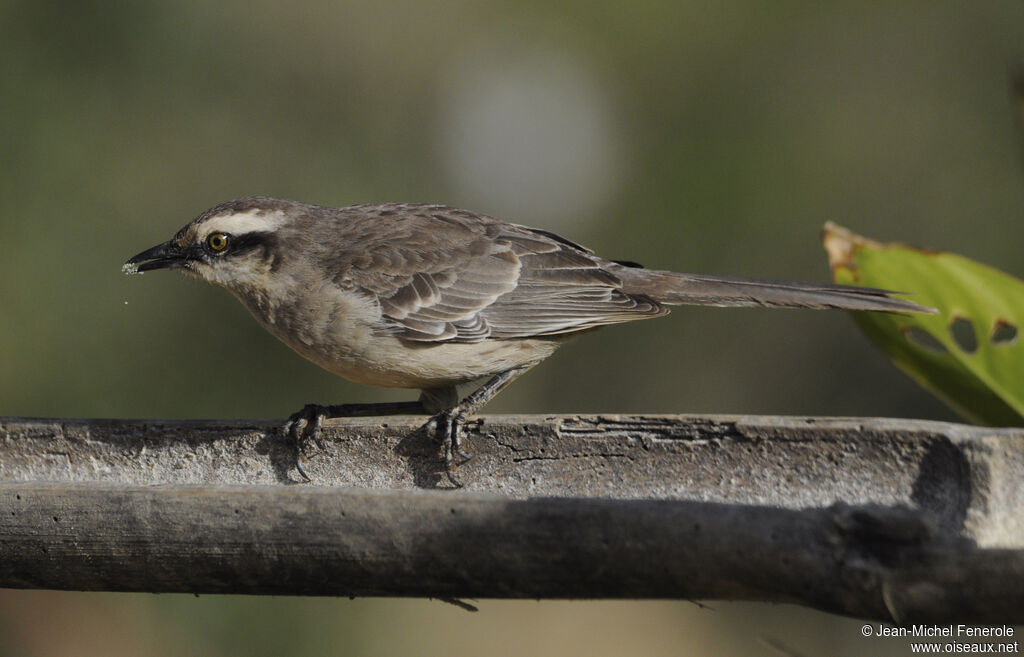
top-left (823, 222), bottom-right (1024, 426)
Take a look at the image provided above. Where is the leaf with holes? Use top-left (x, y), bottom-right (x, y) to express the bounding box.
top-left (823, 223), bottom-right (1024, 426)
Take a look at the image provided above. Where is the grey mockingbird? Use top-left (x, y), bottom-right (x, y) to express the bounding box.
top-left (123, 197), bottom-right (933, 484)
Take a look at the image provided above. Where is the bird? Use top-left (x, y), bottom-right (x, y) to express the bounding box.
top-left (123, 197), bottom-right (934, 485)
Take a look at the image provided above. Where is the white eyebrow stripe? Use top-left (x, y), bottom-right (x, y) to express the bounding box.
top-left (200, 209), bottom-right (288, 236)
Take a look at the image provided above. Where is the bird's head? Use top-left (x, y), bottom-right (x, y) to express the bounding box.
top-left (122, 197), bottom-right (307, 292)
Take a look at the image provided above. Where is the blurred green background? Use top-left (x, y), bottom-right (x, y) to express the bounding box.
top-left (2, 1), bottom-right (1023, 655)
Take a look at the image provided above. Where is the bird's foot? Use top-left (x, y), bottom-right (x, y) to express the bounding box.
top-left (284, 403), bottom-right (330, 481)
top-left (424, 408), bottom-right (474, 487)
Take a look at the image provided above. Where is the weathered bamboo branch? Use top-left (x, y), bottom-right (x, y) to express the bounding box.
top-left (1, 414), bottom-right (1022, 623)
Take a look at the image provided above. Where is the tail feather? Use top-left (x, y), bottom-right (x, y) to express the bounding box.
top-left (616, 268), bottom-right (936, 314)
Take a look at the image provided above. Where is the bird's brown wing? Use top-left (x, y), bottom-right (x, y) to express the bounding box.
top-left (474, 227), bottom-right (668, 339)
top-left (336, 205), bottom-right (665, 343)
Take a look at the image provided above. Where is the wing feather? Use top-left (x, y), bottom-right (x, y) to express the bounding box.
top-left (335, 205), bottom-right (666, 342)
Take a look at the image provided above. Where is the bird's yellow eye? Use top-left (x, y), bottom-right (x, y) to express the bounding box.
top-left (206, 233), bottom-right (230, 252)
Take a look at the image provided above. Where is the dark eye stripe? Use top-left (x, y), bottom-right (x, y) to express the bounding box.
top-left (200, 231), bottom-right (275, 258)
top-left (230, 231), bottom-right (276, 255)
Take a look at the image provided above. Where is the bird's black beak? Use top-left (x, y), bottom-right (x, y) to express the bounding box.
top-left (122, 240), bottom-right (187, 275)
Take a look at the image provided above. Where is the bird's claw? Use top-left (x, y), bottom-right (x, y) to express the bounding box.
top-left (427, 408), bottom-right (474, 487)
top-left (285, 403), bottom-right (329, 481)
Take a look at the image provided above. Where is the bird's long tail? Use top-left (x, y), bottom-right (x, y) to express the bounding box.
top-left (616, 268), bottom-right (936, 314)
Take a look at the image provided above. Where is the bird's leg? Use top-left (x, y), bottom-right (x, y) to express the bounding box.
top-left (425, 365), bottom-right (535, 487)
top-left (286, 400), bottom-right (427, 481)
